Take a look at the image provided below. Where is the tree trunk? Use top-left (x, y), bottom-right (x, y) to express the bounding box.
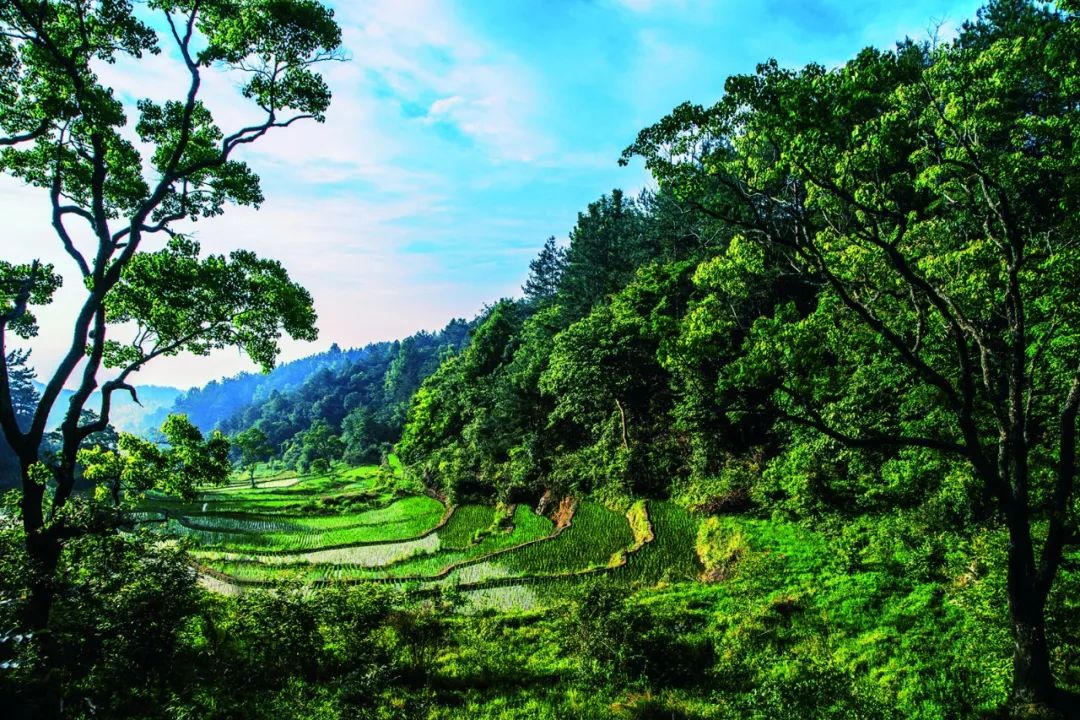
top-left (1009, 596), bottom-right (1054, 709)
top-left (615, 398), bottom-right (629, 451)
top-left (20, 464), bottom-right (62, 632)
top-left (1006, 520), bottom-right (1056, 709)
top-left (25, 530), bottom-right (61, 632)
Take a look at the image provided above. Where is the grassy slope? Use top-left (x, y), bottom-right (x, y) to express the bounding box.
top-left (134, 462), bottom-right (1080, 717)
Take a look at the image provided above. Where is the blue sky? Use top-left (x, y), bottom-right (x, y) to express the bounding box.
top-left (3, 0), bottom-right (986, 389)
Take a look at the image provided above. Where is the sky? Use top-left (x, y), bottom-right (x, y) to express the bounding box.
top-left (2, 0), bottom-right (987, 390)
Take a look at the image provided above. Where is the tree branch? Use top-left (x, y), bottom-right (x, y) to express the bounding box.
top-left (1036, 370), bottom-right (1080, 596)
top-left (50, 143), bottom-right (91, 276)
top-left (777, 387), bottom-right (967, 455)
top-left (0, 118), bottom-right (50, 147)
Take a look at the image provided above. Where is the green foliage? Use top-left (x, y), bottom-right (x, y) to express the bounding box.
top-left (522, 236), bottom-right (567, 306)
top-left (6, 2), bottom-right (1080, 717)
top-left (0, 261), bottom-right (61, 340)
top-left (557, 189), bottom-right (654, 322)
top-left (4, 447), bottom-right (1073, 720)
top-left (231, 426), bottom-right (273, 484)
top-left (398, 301), bottom-right (532, 500)
top-left (195, 319), bottom-right (471, 470)
top-left (695, 517), bottom-right (748, 581)
top-left (1, 527), bottom-right (203, 719)
top-left (391, 2), bottom-right (1080, 713)
top-left (80, 414), bottom-right (230, 506)
top-left (106, 237), bottom-right (317, 372)
top-left (0, 350), bottom-right (39, 488)
top-left (0, 1), bottom-right (343, 662)
top-left (287, 419), bottom-right (344, 474)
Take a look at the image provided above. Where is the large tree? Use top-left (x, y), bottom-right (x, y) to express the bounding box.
top-left (626, 0), bottom-right (1080, 709)
top-left (0, 0), bottom-right (341, 630)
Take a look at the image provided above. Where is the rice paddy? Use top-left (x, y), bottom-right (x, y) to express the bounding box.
top-left (137, 461), bottom-right (703, 610)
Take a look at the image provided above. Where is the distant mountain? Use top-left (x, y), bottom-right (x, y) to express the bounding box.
top-left (105, 384), bottom-right (185, 435)
top-left (33, 382), bottom-right (184, 436)
top-left (162, 320), bottom-right (474, 465)
top-left (159, 343), bottom-right (368, 433)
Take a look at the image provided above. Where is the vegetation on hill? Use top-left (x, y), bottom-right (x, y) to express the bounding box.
top-left (162, 320), bottom-right (471, 471)
top-left (156, 344), bottom-right (368, 431)
top-left (395, 0), bottom-right (1080, 711)
top-left (2, 1), bottom-right (1079, 719)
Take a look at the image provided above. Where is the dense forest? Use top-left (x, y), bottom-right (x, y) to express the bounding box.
top-left (164, 344), bottom-right (369, 431)
top-left (170, 320), bottom-right (471, 469)
top-left (3, 0), bottom-right (1080, 718)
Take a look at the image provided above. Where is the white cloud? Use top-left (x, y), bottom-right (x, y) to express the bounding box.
top-left (609, 0), bottom-right (694, 13)
top-left (428, 95), bottom-right (465, 116)
top-left (2, 0), bottom-right (562, 389)
top-left (335, 0), bottom-right (553, 164)
top-left (7, 0), bottom-right (990, 392)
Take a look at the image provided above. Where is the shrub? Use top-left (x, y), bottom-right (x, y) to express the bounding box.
top-left (695, 517), bottom-right (749, 581)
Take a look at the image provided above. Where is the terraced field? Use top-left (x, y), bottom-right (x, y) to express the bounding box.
top-left (139, 461), bottom-right (702, 610)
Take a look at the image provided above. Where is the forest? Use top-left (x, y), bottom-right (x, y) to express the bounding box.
top-left (2, 0), bottom-right (1080, 718)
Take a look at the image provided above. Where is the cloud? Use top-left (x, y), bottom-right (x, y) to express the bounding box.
top-left (1, 174), bottom-right (494, 388)
top-left (428, 96), bottom-right (466, 116)
top-left (336, 0), bottom-right (552, 164)
top-left (610, 0), bottom-right (693, 12)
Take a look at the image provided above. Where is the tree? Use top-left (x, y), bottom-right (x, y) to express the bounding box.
top-left (541, 263), bottom-right (694, 497)
top-left (0, 350), bottom-right (39, 488)
top-left (232, 426), bottom-right (273, 487)
top-left (557, 190), bottom-right (653, 321)
top-left (522, 236), bottom-right (567, 306)
top-left (397, 301), bottom-right (526, 500)
top-left (81, 414), bottom-right (230, 507)
top-left (0, 0), bottom-right (341, 631)
top-left (341, 405), bottom-right (378, 465)
top-left (292, 418), bottom-right (342, 474)
top-left (624, 0), bottom-right (1080, 709)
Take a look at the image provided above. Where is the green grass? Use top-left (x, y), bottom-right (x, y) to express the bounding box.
top-left (380, 505), bottom-right (553, 578)
top-left (196, 501), bottom-right (629, 587)
top-left (460, 583), bottom-right (544, 613)
top-left (438, 504), bottom-right (500, 548)
top-left (158, 495), bottom-right (445, 552)
top-left (615, 501), bottom-right (702, 583)
top-left (198, 505), bottom-right (556, 583)
top-left (174, 495), bottom-right (445, 534)
top-left (145, 462), bottom-right (705, 613)
top-left (492, 501), bottom-right (633, 577)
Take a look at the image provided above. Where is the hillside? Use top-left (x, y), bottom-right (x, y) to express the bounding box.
top-left (160, 343), bottom-right (369, 433)
top-left (4, 2), bottom-right (1080, 719)
top-left (131, 460), bottom-right (1061, 717)
top-left (157, 320), bottom-right (472, 468)
top-left (141, 461), bottom-right (697, 601)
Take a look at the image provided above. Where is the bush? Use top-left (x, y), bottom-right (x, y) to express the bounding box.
top-left (695, 517), bottom-right (749, 581)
